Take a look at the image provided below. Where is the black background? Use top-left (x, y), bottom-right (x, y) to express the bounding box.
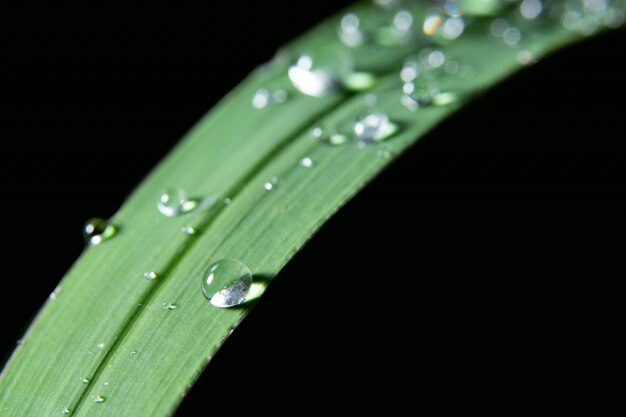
top-left (1, 2), bottom-right (624, 413)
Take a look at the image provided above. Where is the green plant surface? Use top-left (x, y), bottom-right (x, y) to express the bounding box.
top-left (1, 1), bottom-right (623, 416)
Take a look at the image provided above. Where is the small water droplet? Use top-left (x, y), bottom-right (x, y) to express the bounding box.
top-left (311, 126), bottom-right (349, 146)
top-left (490, 18), bottom-right (510, 38)
top-left (423, 11), bottom-right (464, 40)
top-left (201, 259), bottom-right (253, 308)
top-left (300, 157), bottom-right (314, 168)
top-left (96, 342), bottom-right (105, 349)
top-left (401, 78), bottom-right (441, 111)
top-left (516, 50), bottom-right (535, 65)
top-left (16, 339), bottom-right (24, 346)
top-left (400, 60), bottom-right (420, 82)
top-left (288, 53), bottom-right (345, 97)
top-left (49, 286), bottom-right (61, 301)
top-left (520, 0), bottom-right (543, 20)
top-left (130, 350), bottom-right (137, 355)
top-left (93, 395), bottom-right (105, 403)
top-left (377, 149), bottom-right (391, 159)
top-left (502, 27), bottom-right (522, 46)
top-left (223, 198), bottom-right (232, 205)
top-left (252, 88), bottom-right (288, 109)
top-left (338, 13), bottom-right (365, 47)
top-left (84, 218), bottom-right (117, 246)
top-left (61, 407), bottom-right (71, 414)
top-left (103, 382), bottom-right (109, 387)
top-left (157, 188), bottom-right (197, 217)
top-left (143, 271), bottom-right (158, 280)
top-left (263, 182), bottom-right (273, 191)
top-left (181, 225), bottom-right (196, 235)
top-left (80, 377), bottom-right (90, 384)
top-left (353, 112), bottom-right (395, 144)
top-left (163, 302), bottom-right (177, 310)
top-left (342, 72), bottom-right (377, 91)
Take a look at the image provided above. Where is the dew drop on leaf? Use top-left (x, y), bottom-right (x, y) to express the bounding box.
top-left (84, 218), bottom-right (117, 246)
top-left (157, 188), bottom-right (197, 217)
top-left (143, 271), bottom-right (158, 280)
top-left (93, 395), bottom-right (105, 403)
top-left (201, 259), bottom-right (253, 308)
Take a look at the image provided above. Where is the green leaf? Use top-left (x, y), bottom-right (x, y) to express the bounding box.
top-left (1, 1), bottom-right (622, 416)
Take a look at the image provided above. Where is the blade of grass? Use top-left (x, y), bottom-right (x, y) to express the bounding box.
top-left (1, 1), bottom-right (623, 416)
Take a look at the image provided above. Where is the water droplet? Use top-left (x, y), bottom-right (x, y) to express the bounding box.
top-left (84, 218), bottom-right (117, 246)
top-left (61, 407), bottom-right (71, 414)
top-left (520, 0), bottom-right (543, 20)
top-left (80, 377), bottom-right (90, 384)
top-left (103, 382), bottom-right (109, 387)
top-left (201, 259), bottom-right (253, 308)
top-left (252, 88), bottom-right (288, 109)
top-left (338, 13), bottom-right (365, 47)
top-left (300, 157), bottom-right (314, 168)
top-left (342, 72), bottom-right (377, 91)
top-left (157, 188), bottom-right (197, 217)
top-left (401, 78), bottom-right (441, 111)
top-left (425, 50), bottom-right (445, 69)
top-left (423, 12), bottom-right (464, 40)
top-left (16, 339), bottom-right (24, 346)
top-left (516, 50), bottom-right (535, 65)
top-left (93, 395), bottom-right (105, 403)
top-left (490, 18), bottom-right (510, 38)
top-left (311, 126), bottom-right (349, 146)
top-left (130, 350), bottom-right (137, 355)
top-left (377, 148), bottom-right (392, 159)
top-left (392, 10), bottom-right (414, 33)
top-left (353, 112), bottom-right (395, 144)
top-left (143, 271), bottom-right (158, 280)
top-left (163, 302), bottom-right (177, 310)
top-left (400, 60), bottom-right (421, 82)
top-left (442, 17), bottom-right (465, 39)
top-left (223, 198), bottom-right (232, 205)
top-left (263, 182), bottom-right (273, 191)
top-left (49, 286), bottom-right (61, 301)
top-left (96, 342), bottom-right (105, 349)
top-left (288, 54), bottom-right (340, 97)
top-left (502, 27), bottom-right (522, 46)
top-left (181, 225), bottom-right (196, 235)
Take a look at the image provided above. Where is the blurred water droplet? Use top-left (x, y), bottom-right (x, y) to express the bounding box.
top-left (84, 218), bottom-right (117, 246)
top-left (157, 189), bottom-right (197, 217)
top-left (342, 72), bottom-right (377, 91)
top-left (49, 286), bottom-right (61, 301)
top-left (163, 302), bottom-right (177, 310)
top-left (392, 10), bottom-right (414, 34)
top-left (300, 157), bottom-right (314, 168)
top-left (520, 0), bottom-right (543, 20)
top-left (353, 112), bottom-right (395, 144)
top-left (502, 27), bottom-right (522, 46)
top-left (16, 339), bottom-right (24, 346)
top-left (338, 13), bottom-right (365, 47)
top-left (130, 350), bottom-right (137, 355)
top-left (401, 77), bottom-right (441, 110)
top-left (516, 50), bottom-right (535, 65)
top-left (311, 126), bottom-right (349, 146)
top-left (96, 342), bottom-right (105, 349)
top-left (223, 198), bottom-right (232, 205)
top-left (263, 182), bottom-right (273, 191)
top-left (80, 377), bottom-right (90, 384)
top-left (442, 17), bottom-right (465, 39)
top-left (103, 382), bottom-right (109, 387)
top-left (288, 54), bottom-right (341, 97)
top-left (181, 225), bottom-right (196, 235)
top-left (490, 18), bottom-right (510, 38)
top-left (93, 396), bottom-right (105, 403)
top-left (143, 271), bottom-right (157, 280)
top-left (61, 407), bottom-right (71, 414)
top-left (400, 60), bottom-right (420, 82)
top-left (201, 259), bottom-right (253, 308)
top-left (252, 88), bottom-right (288, 109)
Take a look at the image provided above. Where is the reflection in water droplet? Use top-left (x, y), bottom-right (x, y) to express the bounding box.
top-left (288, 55), bottom-right (340, 97)
top-left (181, 225), bottom-right (196, 235)
top-left (62, 407), bottom-right (71, 414)
top-left (201, 259), bottom-right (253, 308)
top-left (84, 218), bottom-right (117, 246)
top-left (300, 157), bottom-right (314, 168)
top-left (157, 189), bottom-right (197, 217)
top-left (354, 112), bottom-right (395, 144)
top-left (252, 88), bottom-right (288, 109)
top-left (144, 271), bottom-right (158, 280)
top-left (163, 303), bottom-right (177, 310)
top-left (520, 0), bottom-right (543, 20)
top-left (93, 396), bottom-right (105, 403)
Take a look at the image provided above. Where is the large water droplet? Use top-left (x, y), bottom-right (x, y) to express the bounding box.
top-left (252, 88), bottom-right (288, 109)
top-left (93, 395), bottom-right (105, 403)
top-left (353, 112), bottom-right (393, 144)
top-left (84, 218), bottom-right (117, 246)
top-left (201, 259), bottom-right (253, 308)
top-left (157, 188), bottom-right (197, 217)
